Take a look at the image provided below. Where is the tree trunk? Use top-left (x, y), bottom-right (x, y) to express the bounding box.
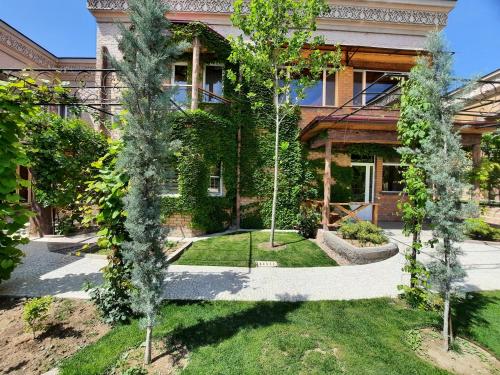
top-left (443, 291), bottom-right (450, 351)
top-left (410, 231), bottom-right (419, 288)
top-left (236, 125), bottom-right (242, 229)
top-left (443, 237), bottom-right (451, 351)
top-left (269, 74), bottom-right (280, 247)
top-left (144, 324), bottom-right (152, 364)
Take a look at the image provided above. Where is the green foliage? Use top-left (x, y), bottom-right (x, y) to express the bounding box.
top-left (228, 0), bottom-right (341, 244)
top-left (113, 0), bottom-right (183, 360)
top-left (464, 218), bottom-right (500, 241)
top-left (338, 221), bottom-right (388, 246)
top-left (345, 144), bottom-right (399, 160)
top-left (0, 77), bottom-right (67, 283)
top-left (396, 56), bottom-right (433, 306)
top-left (82, 140), bottom-right (133, 325)
top-left (25, 111), bottom-right (108, 209)
top-left (403, 329), bottom-right (423, 351)
top-left (122, 366), bottom-right (147, 375)
top-left (296, 206), bottom-right (320, 239)
top-left (472, 131), bottom-right (500, 201)
top-left (23, 295), bottom-right (53, 339)
top-left (162, 110), bottom-right (237, 233)
top-left (418, 32), bottom-right (478, 350)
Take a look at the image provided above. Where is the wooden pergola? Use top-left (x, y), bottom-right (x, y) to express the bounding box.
top-left (301, 113), bottom-right (488, 230)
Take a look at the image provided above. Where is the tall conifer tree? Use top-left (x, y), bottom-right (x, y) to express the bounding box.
top-left (113, 0), bottom-right (182, 364)
top-left (419, 32), bottom-right (476, 351)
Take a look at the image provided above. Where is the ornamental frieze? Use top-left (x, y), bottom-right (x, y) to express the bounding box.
top-left (87, 0), bottom-right (448, 26)
top-left (0, 29), bottom-right (56, 67)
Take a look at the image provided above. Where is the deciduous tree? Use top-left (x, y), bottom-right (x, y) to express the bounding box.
top-left (228, 0), bottom-right (341, 246)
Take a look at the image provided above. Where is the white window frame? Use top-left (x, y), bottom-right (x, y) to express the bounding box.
top-left (353, 69), bottom-right (401, 106)
top-left (171, 62), bottom-right (190, 86)
top-left (381, 161), bottom-right (403, 193)
top-left (208, 163), bottom-right (224, 197)
top-left (202, 63), bottom-right (224, 101)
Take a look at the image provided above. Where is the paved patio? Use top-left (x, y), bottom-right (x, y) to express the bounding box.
top-left (0, 227), bottom-right (498, 301)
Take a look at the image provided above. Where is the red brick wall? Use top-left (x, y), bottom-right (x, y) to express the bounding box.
top-left (163, 213), bottom-right (205, 238)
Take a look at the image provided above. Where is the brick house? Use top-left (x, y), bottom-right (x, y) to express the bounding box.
top-left (84, 0), bottom-right (496, 236)
top-left (2, 1), bottom-right (493, 236)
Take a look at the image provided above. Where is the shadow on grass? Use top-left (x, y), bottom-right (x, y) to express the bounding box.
top-left (163, 299), bottom-right (303, 352)
top-left (453, 292), bottom-right (500, 339)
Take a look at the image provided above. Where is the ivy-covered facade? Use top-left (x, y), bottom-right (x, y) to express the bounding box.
top-left (87, 1), bottom-right (491, 236)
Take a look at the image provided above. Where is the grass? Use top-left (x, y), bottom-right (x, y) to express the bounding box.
top-left (60, 292), bottom-right (500, 374)
top-left (173, 231), bottom-right (337, 267)
top-left (60, 298), bottom-right (448, 375)
top-left (454, 290), bottom-right (500, 357)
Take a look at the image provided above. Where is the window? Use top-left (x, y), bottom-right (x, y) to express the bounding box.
top-left (283, 69), bottom-right (336, 107)
top-left (353, 70), bottom-right (399, 106)
top-left (162, 167), bottom-right (179, 196)
top-left (171, 63), bottom-right (189, 105)
top-left (203, 65), bottom-right (223, 102)
top-left (208, 163), bottom-right (223, 196)
top-left (382, 160), bottom-right (404, 192)
top-left (58, 105), bottom-right (69, 118)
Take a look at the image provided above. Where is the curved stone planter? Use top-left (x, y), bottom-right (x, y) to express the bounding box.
top-left (322, 230), bottom-right (399, 265)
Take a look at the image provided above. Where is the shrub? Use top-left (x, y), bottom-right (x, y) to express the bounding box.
top-left (23, 296), bottom-right (53, 339)
top-left (296, 206), bottom-right (320, 239)
top-left (338, 221), bottom-right (388, 246)
top-left (464, 218), bottom-right (500, 241)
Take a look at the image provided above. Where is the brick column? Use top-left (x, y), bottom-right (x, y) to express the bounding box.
top-left (336, 66), bottom-right (354, 106)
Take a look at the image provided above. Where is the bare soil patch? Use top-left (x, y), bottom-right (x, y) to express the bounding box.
top-left (418, 328), bottom-right (500, 375)
top-left (110, 339), bottom-right (189, 374)
top-left (0, 297), bottom-right (109, 375)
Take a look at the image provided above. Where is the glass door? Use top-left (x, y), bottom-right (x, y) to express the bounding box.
top-left (351, 162), bottom-right (375, 221)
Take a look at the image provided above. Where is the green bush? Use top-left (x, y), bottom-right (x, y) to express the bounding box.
top-left (296, 206), bottom-right (320, 239)
top-left (23, 296), bottom-right (53, 339)
top-left (464, 218), bottom-right (500, 241)
top-left (338, 221), bottom-right (388, 246)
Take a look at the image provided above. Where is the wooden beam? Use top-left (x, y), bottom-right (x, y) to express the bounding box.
top-left (328, 129), bottom-right (400, 144)
top-left (323, 141), bottom-right (332, 230)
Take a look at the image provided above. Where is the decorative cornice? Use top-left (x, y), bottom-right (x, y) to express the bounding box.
top-left (87, 0), bottom-right (449, 26)
top-left (0, 28), bottom-right (56, 67)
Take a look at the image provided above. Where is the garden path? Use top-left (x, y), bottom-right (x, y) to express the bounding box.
top-left (0, 227), bottom-right (498, 300)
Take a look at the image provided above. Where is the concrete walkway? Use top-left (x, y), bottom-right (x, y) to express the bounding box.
top-left (1, 227), bottom-right (499, 301)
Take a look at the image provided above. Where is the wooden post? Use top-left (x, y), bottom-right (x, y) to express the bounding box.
top-left (472, 143), bottom-right (482, 200)
top-left (373, 204), bottom-right (379, 226)
top-left (191, 36), bottom-right (200, 110)
top-left (323, 141), bottom-right (332, 231)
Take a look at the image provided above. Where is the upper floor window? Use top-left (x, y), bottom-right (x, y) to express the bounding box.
top-left (203, 64), bottom-right (224, 102)
top-left (286, 69), bottom-right (336, 107)
top-left (171, 63), bottom-right (189, 105)
top-left (353, 70), bottom-right (399, 106)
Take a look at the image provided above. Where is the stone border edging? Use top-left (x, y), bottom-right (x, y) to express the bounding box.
top-left (166, 241), bottom-right (193, 263)
top-left (321, 230), bottom-right (399, 265)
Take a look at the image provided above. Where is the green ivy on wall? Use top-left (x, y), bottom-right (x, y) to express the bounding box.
top-left (161, 110), bottom-right (237, 233)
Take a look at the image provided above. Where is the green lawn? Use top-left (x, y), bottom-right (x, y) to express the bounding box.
top-left (173, 231), bottom-right (337, 267)
top-left (454, 290), bottom-right (500, 357)
top-left (61, 298), bottom-right (448, 375)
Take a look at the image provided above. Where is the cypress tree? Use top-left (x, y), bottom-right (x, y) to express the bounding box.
top-left (420, 32), bottom-right (476, 351)
top-left (113, 0), bottom-right (182, 364)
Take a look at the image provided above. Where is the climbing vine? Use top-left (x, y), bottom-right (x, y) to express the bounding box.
top-left (161, 110), bottom-right (237, 233)
top-left (396, 63), bottom-right (432, 309)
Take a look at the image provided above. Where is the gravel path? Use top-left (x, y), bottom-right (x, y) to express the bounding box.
top-left (1, 228), bottom-right (499, 301)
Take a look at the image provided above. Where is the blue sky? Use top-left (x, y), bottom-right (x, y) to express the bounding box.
top-left (0, 0), bottom-right (499, 78)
